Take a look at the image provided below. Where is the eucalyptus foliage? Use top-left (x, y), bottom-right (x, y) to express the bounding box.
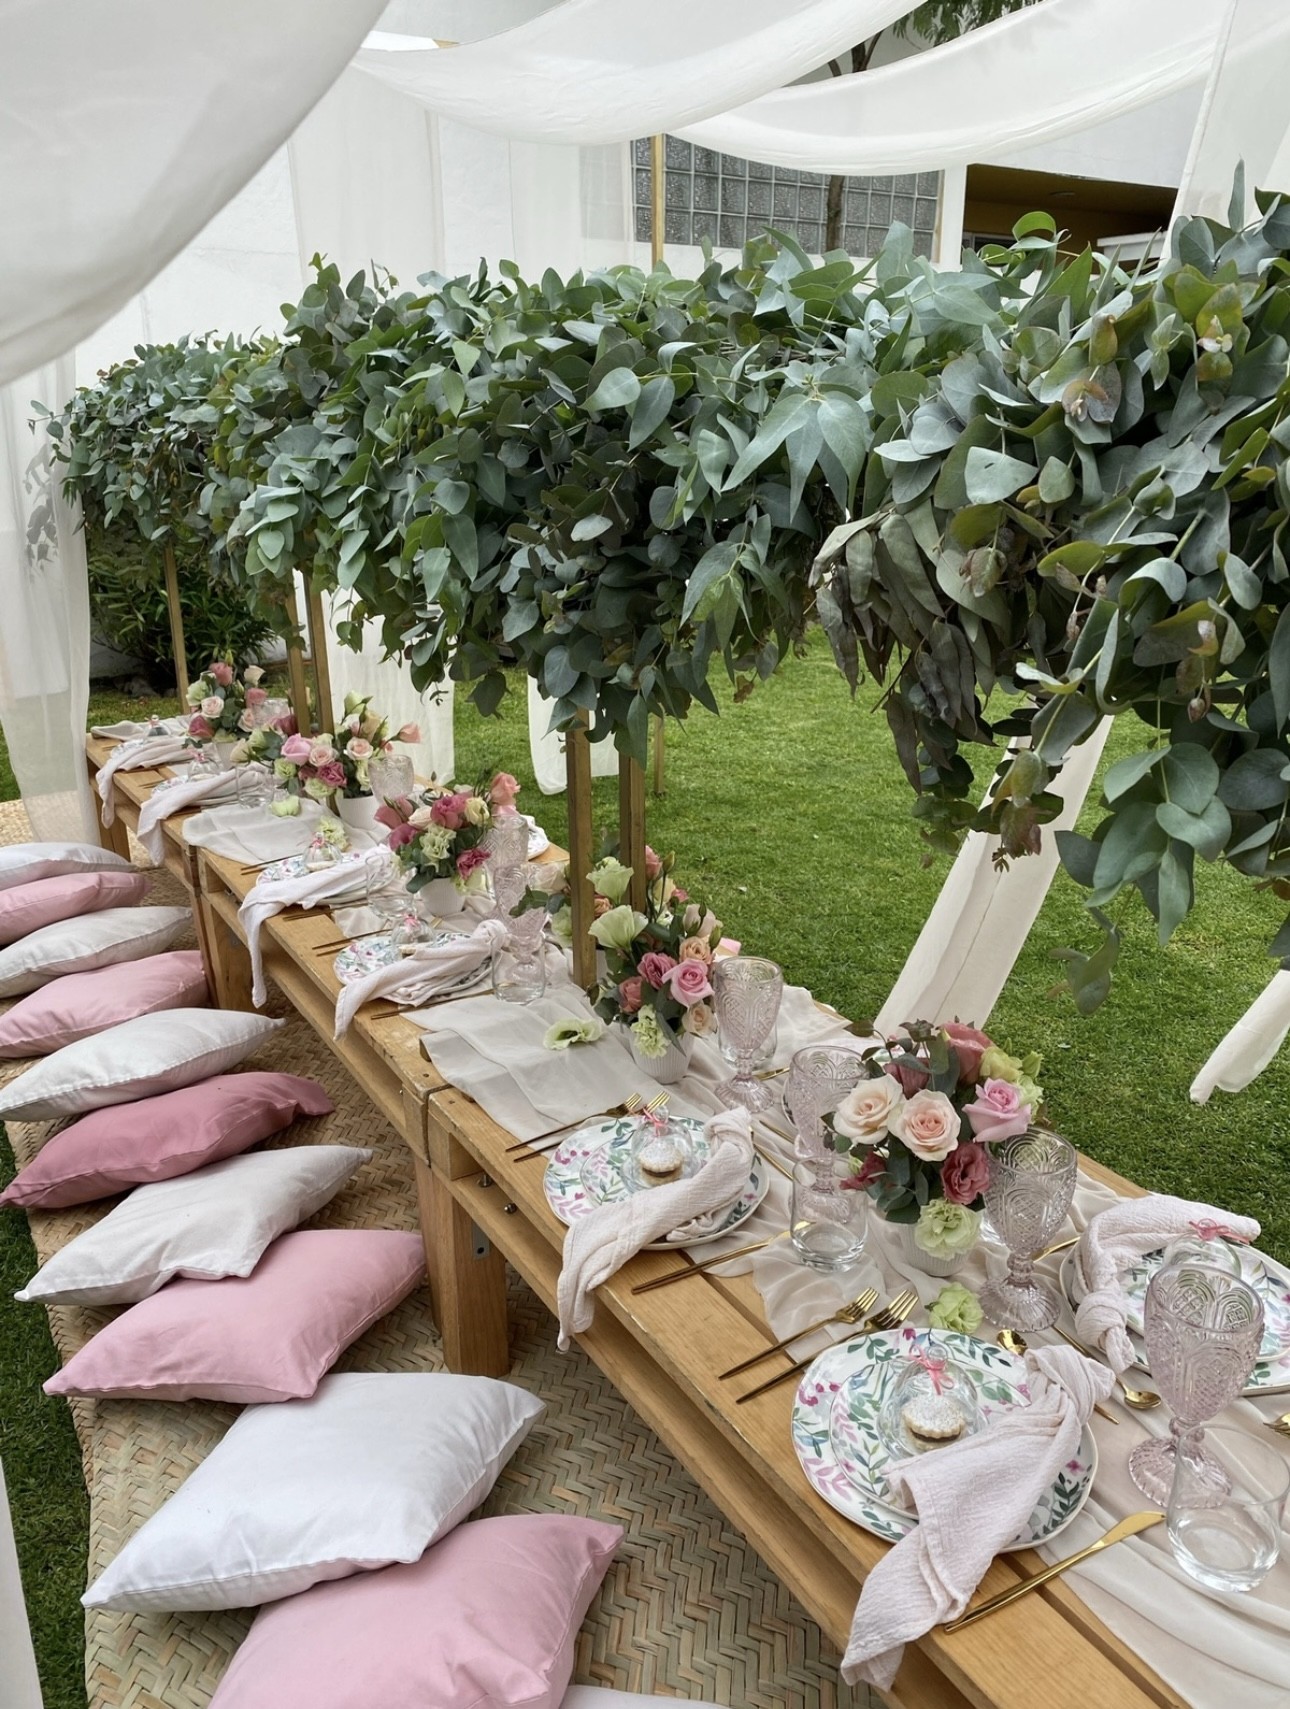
top-left (813, 186), bottom-right (1290, 1006)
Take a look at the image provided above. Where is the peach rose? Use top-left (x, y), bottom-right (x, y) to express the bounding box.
top-left (681, 1000), bottom-right (715, 1037)
top-left (832, 1075), bottom-right (905, 1145)
top-left (891, 1089), bottom-right (961, 1162)
top-left (678, 936), bottom-right (713, 964)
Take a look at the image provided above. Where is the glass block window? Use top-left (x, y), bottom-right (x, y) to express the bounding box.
top-left (633, 137), bottom-right (940, 258)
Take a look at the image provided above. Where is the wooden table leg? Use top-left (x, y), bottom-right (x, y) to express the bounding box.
top-left (87, 756), bottom-right (130, 860)
top-left (196, 890), bottom-right (256, 1011)
top-left (413, 1153), bottom-right (510, 1377)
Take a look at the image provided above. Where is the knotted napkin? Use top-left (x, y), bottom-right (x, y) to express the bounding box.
top-left (1074, 1194), bottom-right (1261, 1371)
top-left (334, 917), bottom-right (507, 1038)
top-left (239, 847), bottom-right (396, 1006)
top-left (91, 715), bottom-right (191, 740)
top-left (95, 732), bottom-right (194, 823)
top-left (136, 767), bottom-right (264, 863)
top-left (842, 1344), bottom-right (1113, 1690)
top-left (556, 1106), bottom-right (755, 1349)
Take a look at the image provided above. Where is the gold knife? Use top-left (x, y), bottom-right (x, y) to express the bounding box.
top-left (942, 1511), bottom-right (1165, 1632)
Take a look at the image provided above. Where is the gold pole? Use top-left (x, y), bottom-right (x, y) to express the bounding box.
top-left (281, 581), bottom-right (312, 736)
top-left (618, 752), bottom-right (648, 912)
top-left (566, 716), bottom-right (597, 991)
top-left (650, 134), bottom-right (666, 267)
top-left (161, 543), bottom-right (188, 702)
top-left (302, 574), bottom-right (336, 733)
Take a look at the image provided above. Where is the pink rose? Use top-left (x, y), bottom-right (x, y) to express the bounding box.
top-left (489, 771), bottom-right (521, 809)
top-left (430, 791), bottom-right (469, 830)
top-left (941, 1141), bottom-right (990, 1206)
top-left (964, 1078), bottom-right (1032, 1144)
top-left (375, 800), bottom-right (410, 831)
top-left (842, 1151), bottom-right (886, 1192)
top-left (245, 686), bottom-right (268, 707)
top-left (618, 976), bottom-right (644, 1014)
top-left (316, 761), bottom-right (346, 788)
top-left (209, 661), bottom-right (234, 687)
top-left (644, 845), bottom-right (662, 880)
top-left (272, 713), bottom-right (297, 736)
top-left (593, 895), bottom-right (611, 917)
top-left (638, 951), bottom-right (677, 989)
top-left (280, 733), bottom-right (313, 763)
top-left (308, 741), bottom-right (337, 768)
top-left (200, 695), bottom-right (224, 719)
top-left (186, 714), bottom-right (212, 740)
top-left (664, 957), bottom-right (713, 1008)
top-left (943, 1021), bottom-right (993, 1086)
top-left (678, 936), bottom-right (713, 964)
top-left (387, 822), bottom-right (418, 850)
top-left (396, 723), bottom-right (421, 745)
top-left (892, 1089), bottom-right (961, 1162)
top-left (456, 845), bottom-right (489, 880)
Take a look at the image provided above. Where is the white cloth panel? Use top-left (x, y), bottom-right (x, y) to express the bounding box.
top-left (0, 0), bottom-right (386, 387)
top-left (350, 3), bottom-right (924, 145)
top-left (325, 596), bottom-right (455, 784)
top-left (527, 679), bottom-right (618, 796)
top-left (876, 722), bottom-right (1111, 1034)
top-left (678, 0), bottom-right (1221, 174)
top-left (0, 358), bottom-right (95, 841)
top-left (1173, 1), bottom-right (1290, 235)
top-left (0, 1459), bottom-right (42, 1709)
top-left (1190, 971), bottom-right (1290, 1102)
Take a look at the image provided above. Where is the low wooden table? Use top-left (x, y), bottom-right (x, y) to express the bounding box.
top-left (87, 739), bottom-right (1186, 1709)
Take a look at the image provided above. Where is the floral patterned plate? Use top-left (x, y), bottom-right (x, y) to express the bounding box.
top-left (256, 848), bottom-right (364, 885)
top-left (543, 1117), bottom-right (769, 1250)
top-left (792, 1328), bottom-right (1097, 1549)
top-left (1060, 1250), bottom-right (1290, 1396)
top-left (332, 930), bottom-right (489, 994)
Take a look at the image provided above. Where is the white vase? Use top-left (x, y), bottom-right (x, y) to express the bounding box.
top-left (883, 1215), bottom-right (973, 1278)
top-left (336, 793), bottom-right (384, 837)
top-left (418, 876), bottom-right (466, 918)
top-left (627, 1028), bottom-right (694, 1084)
top-left (211, 736), bottom-right (239, 770)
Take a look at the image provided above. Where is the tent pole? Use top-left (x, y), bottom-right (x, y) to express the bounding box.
top-left (649, 134), bottom-right (668, 794)
top-left (162, 543), bottom-right (188, 703)
top-left (281, 582), bottom-right (312, 735)
top-left (566, 716), bottom-right (596, 990)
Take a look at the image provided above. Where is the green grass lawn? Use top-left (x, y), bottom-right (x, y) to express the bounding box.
top-left (3, 634), bottom-right (1289, 1703)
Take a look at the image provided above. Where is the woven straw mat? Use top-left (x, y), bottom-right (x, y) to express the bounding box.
top-left (0, 800), bottom-right (872, 1708)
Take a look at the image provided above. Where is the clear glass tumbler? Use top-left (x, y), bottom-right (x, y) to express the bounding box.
top-left (491, 939), bottom-right (547, 1004)
top-left (712, 956), bottom-right (784, 1113)
top-left (1167, 1425), bottom-right (1288, 1593)
top-left (979, 1128), bottom-right (1077, 1332)
top-left (791, 1156), bottom-right (868, 1270)
top-left (1130, 1263), bottom-right (1265, 1506)
top-left (785, 1045), bottom-right (869, 1160)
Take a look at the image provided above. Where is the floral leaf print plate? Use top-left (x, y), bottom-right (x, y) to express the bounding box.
top-left (543, 1117), bottom-right (768, 1250)
top-left (1061, 1250), bottom-right (1290, 1396)
top-left (791, 1328), bottom-right (1097, 1549)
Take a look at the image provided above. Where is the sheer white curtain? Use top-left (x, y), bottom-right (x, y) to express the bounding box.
top-left (0, 1460), bottom-right (41, 1709)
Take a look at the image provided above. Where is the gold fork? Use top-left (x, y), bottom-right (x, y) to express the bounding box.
top-left (508, 1093), bottom-right (669, 1160)
top-left (735, 1288), bottom-right (919, 1405)
top-left (720, 1287), bottom-right (881, 1380)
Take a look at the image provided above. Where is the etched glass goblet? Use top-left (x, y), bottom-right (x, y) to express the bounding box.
top-left (979, 1129), bottom-right (1077, 1332)
top-left (1129, 1263), bottom-right (1264, 1506)
top-left (482, 810), bottom-right (529, 918)
top-left (785, 1045), bottom-right (869, 1160)
top-left (712, 956), bottom-right (783, 1113)
top-left (367, 751), bottom-right (415, 806)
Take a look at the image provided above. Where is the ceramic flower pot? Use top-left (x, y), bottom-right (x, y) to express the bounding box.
top-left (417, 876), bottom-right (466, 918)
top-left (882, 1214), bottom-right (973, 1278)
top-left (211, 736), bottom-right (240, 770)
top-left (627, 1028), bottom-right (694, 1084)
top-left (336, 793), bottom-right (384, 837)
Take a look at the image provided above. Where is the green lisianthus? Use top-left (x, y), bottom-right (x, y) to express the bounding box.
top-left (978, 1046), bottom-right (1022, 1084)
top-left (915, 1200), bottom-right (980, 1258)
top-left (927, 1282), bottom-right (984, 1334)
top-left (268, 795), bottom-right (301, 817)
top-left (588, 905), bottom-right (647, 953)
top-left (543, 1017), bottom-right (606, 1051)
top-left (630, 1006), bottom-right (669, 1059)
top-left (587, 858), bottom-right (633, 903)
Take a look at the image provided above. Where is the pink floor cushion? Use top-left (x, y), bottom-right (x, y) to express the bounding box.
top-left (207, 1515), bottom-right (622, 1709)
top-left (45, 1230), bottom-right (425, 1403)
top-left (0, 1070), bottom-right (333, 1210)
top-left (0, 870), bottom-right (149, 947)
top-left (0, 950), bottom-right (209, 1058)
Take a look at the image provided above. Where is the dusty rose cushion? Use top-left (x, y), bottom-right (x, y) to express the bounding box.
top-left (0, 1070), bottom-right (333, 1210)
top-left (0, 950), bottom-right (209, 1059)
top-left (45, 1230), bottom-right (425, 1403)
top-left (207, 1515), bottom-right (621, 1709)
top-left (0, 870), bottom-right (149, 946)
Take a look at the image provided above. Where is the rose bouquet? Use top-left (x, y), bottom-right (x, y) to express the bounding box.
top-left (825, 1021), bottom-right (1044, 1263)
top-left (183, 659), bottom-right (261, 743)
top-left (240, 695), bottom-right (419, 813)
top-left (376, 771), bottom-right (521, 892)
top-left (586, 854), bottom-right (724, 1067)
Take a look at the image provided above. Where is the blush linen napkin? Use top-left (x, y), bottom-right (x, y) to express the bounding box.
top-left (556, 1107), bottom-right (756, 1349)
top-left (1073, 1193), bottom-right (1260, 1371)
top-left (181, 799), bottom-right (378, 867)
top-left (95, 732), bottom-right (194, 822)
top-left (239, 848), bottom-right (396, 1006)
top-left (334, 918), bottom-right (508, 1037)
top-left (135, 768), bottom-right (263, 862)
top-left (841, 1344), bottom-right (1113, 1691)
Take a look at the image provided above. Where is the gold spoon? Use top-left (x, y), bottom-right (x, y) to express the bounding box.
top-left (1267, 1410), bottom-right (1290, 1438)
top-left (1050, 1322), bottom-right (1161, 1410)
top-left (996, 1331), bottom-right (1119, 1424)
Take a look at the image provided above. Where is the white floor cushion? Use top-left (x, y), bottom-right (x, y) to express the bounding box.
top-left (84, 1372), bottom-right (544, 1611)
top-left (0, 1009), bottom-right (281, 1121)
top-left (15, 1145), bottom-right (370, 1306)
top-left (0, 840), bottom-right (133, 892)
top-left (0, 904), bottom-right (189, 998)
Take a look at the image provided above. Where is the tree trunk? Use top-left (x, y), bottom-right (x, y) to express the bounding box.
top-left (823, 39), bottom-right (880, 254)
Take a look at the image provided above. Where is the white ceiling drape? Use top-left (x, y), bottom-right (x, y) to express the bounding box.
top-left (0, 0), bottom-right (386, 387)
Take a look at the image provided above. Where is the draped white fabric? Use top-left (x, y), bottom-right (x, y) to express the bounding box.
top-left (0, 0), bottom-right (386, 388)
top-left (349, 2), bottom-right (921, 146)
top-left (527, 679), bottom-right (618, 796)
top-left (326, 592), bottom-right (456, 785)
top-left (0, 360), bottom-right (95, 840)
top-left (1172, 0), bottom-right (1290, 225)
top-left (0, 1460), bottom-right (41, 1709)
top-left (678, 0), bottom-right (1221, 174)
